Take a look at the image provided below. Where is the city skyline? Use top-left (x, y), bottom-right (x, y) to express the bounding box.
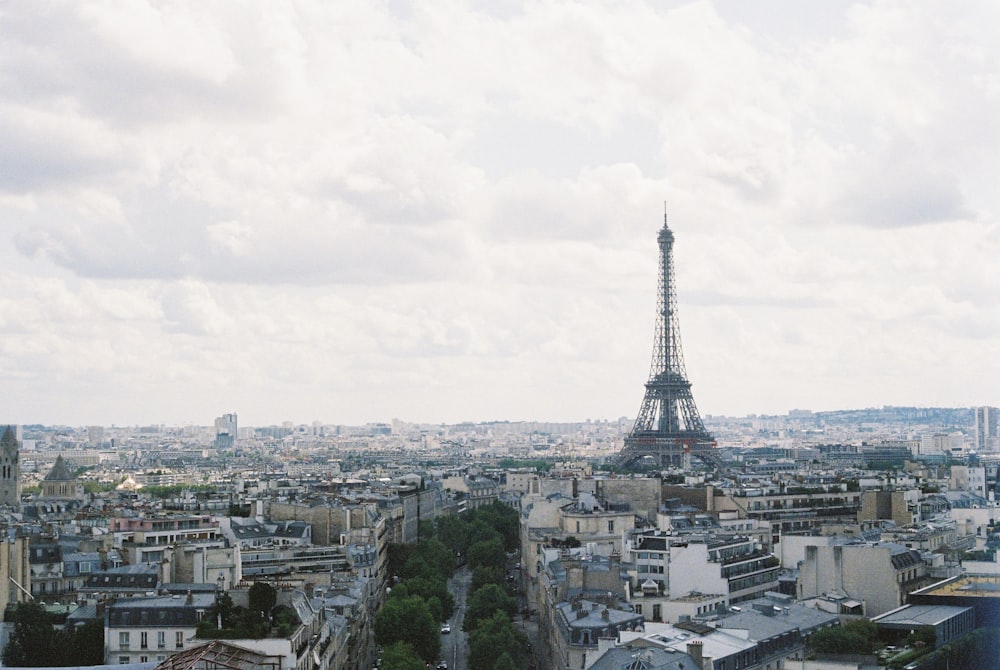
top-left (2, 2), bottom-right (999, 427)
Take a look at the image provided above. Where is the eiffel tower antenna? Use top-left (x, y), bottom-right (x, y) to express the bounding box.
top-left (616, 211), bottom-right (717, 470)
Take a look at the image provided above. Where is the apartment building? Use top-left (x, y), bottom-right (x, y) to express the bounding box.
top-left (104, 591), bottom-right (215, 664)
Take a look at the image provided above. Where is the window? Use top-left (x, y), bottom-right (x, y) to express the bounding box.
top-left (176, 631), bottom-right (184, 649)
top-left (119, 632), bottom-right (130, 648)
top-left (140, 632), bottom-right (148, 649)
top-left (157, 632), bottom-right (166, 648)
top-left (119, 657), bottom-right (130, 665)
top-left (608, 521), bottom-right (615, 533)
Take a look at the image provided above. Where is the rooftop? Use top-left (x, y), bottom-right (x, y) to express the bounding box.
top-left (914, 575), bottom-right (1000, 598)
top-left (873, 604), bottom-right (973, 627)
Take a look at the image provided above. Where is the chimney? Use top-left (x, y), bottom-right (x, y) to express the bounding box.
top-left (687, 641), bottom-right (704, 668)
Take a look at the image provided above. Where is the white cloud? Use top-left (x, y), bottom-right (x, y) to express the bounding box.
top-left (0, 1), bottom-right (998, 425)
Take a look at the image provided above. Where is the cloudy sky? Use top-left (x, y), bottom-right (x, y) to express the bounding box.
top-left (2, 1), bottom-right (998, 427)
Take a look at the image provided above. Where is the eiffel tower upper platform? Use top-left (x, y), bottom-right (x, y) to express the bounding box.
top-left (616, 214), bottom-right (718, 470)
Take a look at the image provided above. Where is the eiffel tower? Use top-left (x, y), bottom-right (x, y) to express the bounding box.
top-left (616, 213), bottom-right (717, 470)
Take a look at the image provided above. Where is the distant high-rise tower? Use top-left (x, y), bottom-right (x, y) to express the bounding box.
top-left (974, 406), bottom-right (999, 452)
top-left (616, 214), bottom-right (716, 469)
top-left (87, 425), bottom-right (104, 447)
top-left (215, 413), bottom-right (238, 449)
top-left (0, 426), bottom-right (21, 509)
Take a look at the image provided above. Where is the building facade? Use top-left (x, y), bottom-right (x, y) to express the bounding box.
top-left (0, 425), bottom-right (21, 509)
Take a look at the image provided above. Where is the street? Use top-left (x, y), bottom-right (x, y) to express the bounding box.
top-left (443, 564), bottom-right (545, 670)
top-left (442, 565), bottom-right (471, 669)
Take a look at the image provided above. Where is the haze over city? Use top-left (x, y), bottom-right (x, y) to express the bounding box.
top-left (2, 1), bottom-right (998, 427)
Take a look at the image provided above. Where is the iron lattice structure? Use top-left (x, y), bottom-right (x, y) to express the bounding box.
top-left (617, 214), bottom-right (717, 469)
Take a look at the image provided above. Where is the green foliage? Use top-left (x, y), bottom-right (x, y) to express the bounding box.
top-left (69, 619), bottom-right (106, 665)
top-left (417, 519), bottom-right (435, 540)
top-left (914, 627), bottom-right (1000, 670)
top-left (470, 504), bottom-right (519, 552)
top-left (402, 538), bottom-right (454, 581)
top-left (2, 603), bottom-right (104, 667)
top-left (3, 603), bottom-right (59, 666)
top-left (425, 595), bottom-right (444, 625)
top-left (82, 480), bottom-right (114, 494)
top-left (433, 515), bottom-right (470, 557)
top-left (387, 500), bottom-right (522, 668)
top-left (463, 583), bottom-right (517, 632)
top-left (906, 626), bottom-right (935, 649)
top-left (380, 641), bottom-right (427, 670)
top-left (392, 576), bottom-right (454, 621)
top-left (195, 592), bottom-right (291, 640)
top-left (491, 651), bottom-right (520, 670)
top-left (471, 565), bottom-right (506, 592)
top-left (467, 611), bottom-right (529, 670)
top-left (497, 459), bottom-right (552, 473)
top-left (387, 543), bottom-right (415, 580)
top-left (808, 619), bottom-right (878, 655)
top-left (374, 595), bottom-right (441, 663)
top-left (467, 537), bottom-right (506, 572)
top-left (248, 582), bottom-right (277, 615)
top-left (229, 503), bottom-right (252, 516)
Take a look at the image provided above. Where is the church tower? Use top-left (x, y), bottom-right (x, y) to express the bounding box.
top-left (0, 426), bottom-right (21, 510)
top-left (41, 455), bottom-right (85, 501)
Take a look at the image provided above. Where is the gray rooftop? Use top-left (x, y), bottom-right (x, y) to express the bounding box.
top-left (716, 596), bottom-right (839, 640)
top-left (872, 604), bottom-right (973, 627)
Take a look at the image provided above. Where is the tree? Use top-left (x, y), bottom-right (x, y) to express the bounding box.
top-left (471, 565), bottom-right (506, 592)
top-left (808, 619), bottom-right (878, 655)
top-left (248, 582), bottom-right (277, 616)
top-left (393, 576), bottom-right (454, 620)
top-left (467, 611), bottom-right (529, 670)
top-left (374, 595), bottom-right (441, 663)
top-left (434, 515), bottom-right (470, 557)
top-left (491, 651), bottom-right (520, 670)
top-left (476, 503), bottom-right (520, 552)
top-left (380, 641), bottom-right (426, 670)
top-left (3, 602), bottom-right (60, 667)
top-left (196, 592), bottom-right (273, 639)
top-left (400, 538), bottom-right (454, 582)
top-left (463, 583), bottom-right (517, 632)
top-left (64, 620), bottom-right (105, 665)
top-left (466, 537), bottom-right (506, 572)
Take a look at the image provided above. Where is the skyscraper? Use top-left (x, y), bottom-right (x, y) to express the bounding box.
top-left (974, 406), bottom-right (999, 452)
top-left (215, 413), bottom-right (238, 449)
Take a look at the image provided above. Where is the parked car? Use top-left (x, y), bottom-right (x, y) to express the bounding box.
top-left (440, 623), bottom-right (451, 634)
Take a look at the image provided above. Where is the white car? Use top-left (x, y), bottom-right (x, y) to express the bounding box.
top-left (440, 623), bottom-right (451, 634)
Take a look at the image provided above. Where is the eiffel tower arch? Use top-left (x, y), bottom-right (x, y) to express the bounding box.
top-left (616, 214), bottom-right (718, 470)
